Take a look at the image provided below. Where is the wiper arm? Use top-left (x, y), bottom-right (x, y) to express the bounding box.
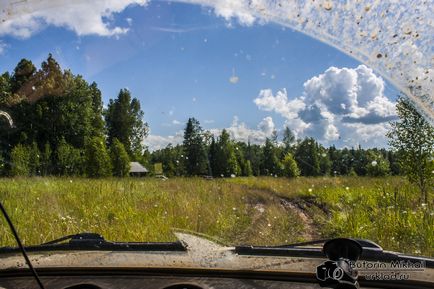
top-left (236, 238), bottom-right (434, 267)
top-left (0, 232), bottom-right (186, 253)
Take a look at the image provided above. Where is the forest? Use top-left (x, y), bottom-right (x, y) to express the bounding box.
top-left (0, 55), bottom-right (431, 186)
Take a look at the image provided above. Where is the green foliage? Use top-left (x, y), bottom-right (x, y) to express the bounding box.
top-left (282, 152), bottom-right (300, 178)
top-left (56, 138), bottom-right (83, 176)
top-left (28, 141), bottom-right (41, 176)
top-left (10, 144), bottom-right (30, 176)
top-left (105, 89), bottom-right (148, 158)
top-left (183, 118), bottom-right (208, 176)
top-left (84, 136), bottom-right (112, 178)
top-left (110, 138), bottom-right (130, 177)
top-left (261, 138), bottom-right (282, 176)
top-left (40, 142), bottom-right (52, 176)
top-left (11, 59), bottom-right (36, 92)
top-left (244, 160), bottom-right (253, 176)
top-left (387, 97), bottom-right (434, 202)
top-left (365, 150), bottom-right (390, 177)
top-left (294, 138), bottom-right (320, 176)
top-left (151, 144), bottom-right (185, 177)
top-left (211, 129), bottom-right (240, 177)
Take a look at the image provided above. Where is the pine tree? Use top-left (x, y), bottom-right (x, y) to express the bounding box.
top-left (182, 118), bottom-right (207, 176)
top-left (261, 138), bottom-right (282, 176)
top-left (294, 138), bottom-right (320, 176)
top-left (282, 152), bottom-right (300, 178)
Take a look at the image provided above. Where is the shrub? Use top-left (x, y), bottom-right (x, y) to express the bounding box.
top-left (84, 136), bottom-right (112, 177)
top-left (10, 144), bottom-right (30, 176)
top-left (110, 138), bottom-right (130, 177)
top-left (282, 152), bottom-right (300, 178)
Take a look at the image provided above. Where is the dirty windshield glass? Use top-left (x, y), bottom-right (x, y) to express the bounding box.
top-left (0, 0), bottom-right (433, 257)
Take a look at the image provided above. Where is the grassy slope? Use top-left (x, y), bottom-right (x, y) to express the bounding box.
top-left (0, 177), bottom-right (432, 256)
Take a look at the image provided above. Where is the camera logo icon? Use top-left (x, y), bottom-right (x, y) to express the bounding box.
top-left (316, 259), bottom-right (359, 288)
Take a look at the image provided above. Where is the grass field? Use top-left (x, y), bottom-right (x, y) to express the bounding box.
top-left (0, 176), bottom-right (432, 256)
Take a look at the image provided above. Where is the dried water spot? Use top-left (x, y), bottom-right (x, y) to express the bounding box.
top-left (323, 1), bottom-right (332, 11)
top-left (377, 53), bottom-right (382, 59)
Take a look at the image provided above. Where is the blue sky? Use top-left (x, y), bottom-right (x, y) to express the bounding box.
top-left (0, 1), bottom-right (400, 150)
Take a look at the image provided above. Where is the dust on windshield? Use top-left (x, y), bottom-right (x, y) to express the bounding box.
top-left (0, 0), bottom-right (433, 257)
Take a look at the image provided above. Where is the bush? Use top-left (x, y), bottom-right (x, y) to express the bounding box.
top-left (84, 136), bottom-right (112, 177)
top-left (282, 152), bottom-right (300, 178)
top-left (366, 151), bottom-right (390, 177)
top-left (10, 144), bottom-right (30, 176)
top-left (57, 138), bottom-right (83, 176)
top-left (110, 138), bottom-right (130, 177)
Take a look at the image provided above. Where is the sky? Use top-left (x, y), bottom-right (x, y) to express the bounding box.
top-left (0, 0), bottom-right (402, 150)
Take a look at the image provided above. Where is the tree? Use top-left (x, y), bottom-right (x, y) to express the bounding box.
top-left (56, 138), bottom-right (83, 176)
top-left (282, 126), bottom-right (295, 152)
top-left (387, 97), bottom-right (434, 202)
top-left (294, 138), bottom-right (320, 176)
top-left (84, 136), bottom-right (111, 177)
top-left (261, 138), bottom-right (283, 176)
top-left (110, 138), bottom-right (130, 177)
top-left (40, 142), bottom-right (52, 176)
top-left (212, 129), bottom-right (240, 177)
top-left (105, 89), bottom-right (148, 158)
top-left (318, 146), bottom-right (332, 176)
top-left (365, 150), bottom-right (390, 177)
top-left (182, 118), bottom-right (207, 176)
top-left (244, 160), bottom-right (253, 176)
top-left (28, 141), bottom-right (40, 176)
top-left (282, 152), bottom-right (300, 178)
top-left (10, 144), bottom-right (30, 176)
top-left (10, 59), bottom-right (36, 92)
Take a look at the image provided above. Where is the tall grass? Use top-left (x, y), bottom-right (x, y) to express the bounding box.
top-left (0, 176), bottom-right (432, 256)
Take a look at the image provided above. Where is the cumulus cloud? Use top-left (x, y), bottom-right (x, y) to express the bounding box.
top-left (144, 131), bottom-right (184, 151)
top-left (254, 65), bottom-right (397, 146)
top-left (224, 116), bottom-right (275, 143)
top-left (0, 0), bottom-right (149, 38)
top-left (145, 116), bottom-right (275, 151)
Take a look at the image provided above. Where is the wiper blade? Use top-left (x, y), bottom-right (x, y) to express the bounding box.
top-left (0, 232), bottom-right (186, 253)
top-left (235, 238), bottom-right (434, 268)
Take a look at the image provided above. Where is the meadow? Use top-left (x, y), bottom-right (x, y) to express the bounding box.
top-left (0, 176), bottom-right (432, 256)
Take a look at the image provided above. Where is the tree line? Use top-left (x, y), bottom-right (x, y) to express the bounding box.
top-left (0, 55), bottom-right (147, 177)
top-left (0, 55), bottom-right (432, 201)
top-left (152, 118), bottom-right (399, 178)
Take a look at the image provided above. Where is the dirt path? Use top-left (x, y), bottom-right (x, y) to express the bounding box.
top-left (236, 185), bottom-right (329, 243)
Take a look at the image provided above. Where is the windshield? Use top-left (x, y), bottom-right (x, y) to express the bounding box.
top-left (0, 0), bottom-right (433, 258)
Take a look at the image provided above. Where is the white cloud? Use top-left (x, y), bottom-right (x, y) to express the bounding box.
top-left (254, 65), bottom-right (397, 146)
top-left (144, 131), bottom-right (184, 151)
top-left (0, 0), bottom-right (149, 38)
top-left (172, 120), bottom-right (182, 125)
top-left (145, 116), bottom-right (275, 151)
top-left (225, 116), bottom-right (275, 143)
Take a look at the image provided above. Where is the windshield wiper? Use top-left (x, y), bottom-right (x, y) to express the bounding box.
top-left (235, 238), bottom-right (434, 267)
top-left (0, 232), bottom-right (186, 253)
